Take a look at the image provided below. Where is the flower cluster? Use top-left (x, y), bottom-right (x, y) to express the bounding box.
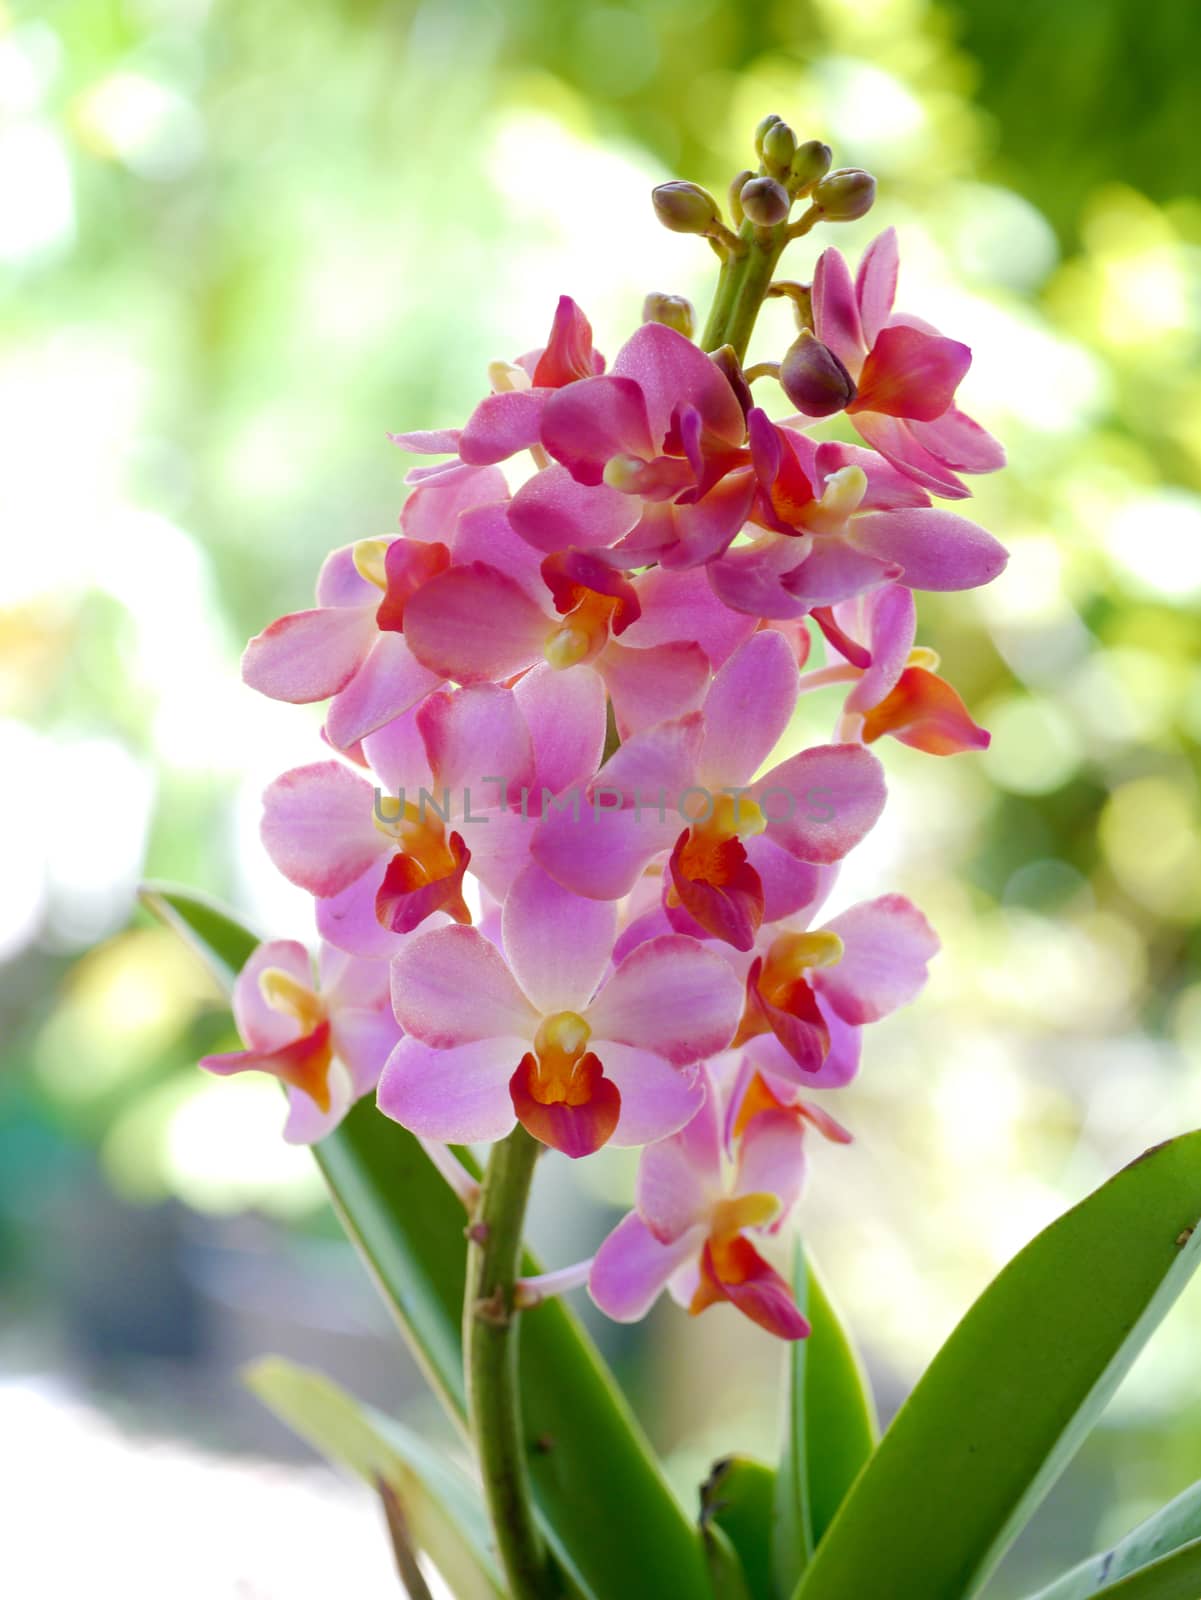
top-left (205, 122), bottom-right (1005, 1340)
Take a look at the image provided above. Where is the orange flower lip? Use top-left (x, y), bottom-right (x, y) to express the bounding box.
top-left (509, 1019), bottom-right (621, 1159)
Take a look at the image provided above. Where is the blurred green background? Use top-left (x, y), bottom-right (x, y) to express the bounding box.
top-left (3, 0), bottom-right (1201, 1592)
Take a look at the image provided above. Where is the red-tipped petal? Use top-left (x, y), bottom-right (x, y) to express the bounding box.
top-left (375, 833), bottom-right (472, 934)
top-left (692, 1236), bottom-right (810, 1339)
top-left (668, 830), bottom-right (764, 952)
top-left (510, 1050), bottom-right (621, 1158)
top-left (849, 325), bottom-right (971, 422)
top-left (861, 665), bottom-right (990, 755)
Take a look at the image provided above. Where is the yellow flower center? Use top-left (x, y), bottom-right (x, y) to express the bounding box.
top-left (710, 1191), bottom-right (779, 1243)
top-left (258, 967), bottom-right (326, 1034)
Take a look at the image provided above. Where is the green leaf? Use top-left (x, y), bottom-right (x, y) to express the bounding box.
top-left (245, 1356), bottom-right (502, 1600)
top-left (793, 1136), bottom-right (1201, 1600)
top-left (1027, 1480), bottom-right (1201, 1599)
top-left (772, 1245), bottom-right (876, 1596)
top-left (1095, 1542), bottom-right (1201, 1600)
top-left (702, 1521), bottom-right (755, 1600)
top-left (701, 1455), bottom-right (777, 1600)
top-left (143, 881), bottom-right (711, 1600)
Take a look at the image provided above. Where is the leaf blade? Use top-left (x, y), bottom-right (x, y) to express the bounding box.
top-left (1027, 1481), bottom-right (1201, 1600)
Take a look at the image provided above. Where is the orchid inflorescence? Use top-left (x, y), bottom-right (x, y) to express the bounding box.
top-left (202, 113), bottom-right (1006, 1344)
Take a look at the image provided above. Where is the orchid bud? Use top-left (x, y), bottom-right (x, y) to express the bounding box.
top-left (709, 345), bottom-right (753, 418)
top-left (739, 175), bottom-right (790, 227)
top-left (813, 167), bottom-right (877, 221)
top-left (642, 291), bottom-right (696, 339)
top-left (652, 180), bottom-right (721, 235)
top-left (779, 328), bottom-right (857, 417)
top-left (790, 139), bottom-right (832, 193)
top-left (753, 113), bottom-right (783, 158)
top-left (728, 168), bottom-right (754, 227)
top-left (761, 121), bottom-right (797, 179)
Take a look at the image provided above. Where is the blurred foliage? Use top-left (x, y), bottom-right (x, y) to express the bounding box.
top-left (3, 0), bottom-right (1201, 1594)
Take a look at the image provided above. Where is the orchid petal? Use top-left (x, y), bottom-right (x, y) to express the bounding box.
top-left (325, 632), bottom-right (440, 751)
top-left (541, 375), bottom-right (656, 482)
top-left (587, 934), bottom-right (742, 1065)
top-left (849, 508), bottom-right (1008, 591)
top-left (418, 683), bottom-right (536, 803)
top-left (599, 639), bottom-right (709, 740)
top-left (699, 630), bottom-right (799, 788)
top-left (812, 247), bottom-right (866, 374)
top-left (733, 1107), bottom-right (808, 1225)
top-left (855, 227), bottom-right (900, 346)
top-left (502, 863), bottom-right (617, 1015)
top-left (390, 923), bottom-right (538, 1045)
top-left (611, 322), bottom-right (744, 445)
top-left (589, 1212), bottom-right (702, 1323)
top-left (459, 389), bottom-right (545, 465)
top-left (402, 562), bottom-right (547, 683)
top-left (756, 744), bottom-right (887, 864)
top-left (231, 939), bottom-right (313, 1051)
top-left (241, 604), bottom-right (375, 705)
top-left (377, 1034), bottom-right (521, 1143)
top-left (907, 405), bottom-right (1006, 473)
top-left (514, 660), bottom-right (607, 797)
top-left (602, 1046), bottom-right (705, 1147)
top-left (261, 761), bottom-right (383, 897)
top-left (508, 464), bottom-right (641, 553)
top-left (814, 894), bottom-right (939, 1023)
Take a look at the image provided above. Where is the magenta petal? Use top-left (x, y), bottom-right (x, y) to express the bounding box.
top-left (812, 247), bottom-right (866, 374)
top-left (590, 1212), bottom-right (702, 1323)
top-left (659, 470), bottom-right (757, 569)
top-left (502, 862), bottom-right (617, 1014)
top-left (402, 563), bottom-right (546, 682)
top-left (400, 463), bottom-right (509, 543)
top-left (418, 683), bottom-right (536, 802)
top-left (534, 802), bottom-right (676, 901)
top-left (850, 412), bottom-right (970, 500)
top-left (261, 761), bottom-right (383, 897)
top-left (844, 584), bottom-right (915, 714)
top-left (377, 1035), bottom-right (521, 1143)
top-left (602, 1046), bottom-right (706, 1147)
top-left (532, 295), bottom-right (603, 386)
top-left (625, 565), bottom-right (757, 667)
top-left (599, 639), bottom-right (709, 740)
top-left (611, 322), bottom-right (745, 446)
top-left (587, 935), bottom-right (743, 1065)
top-left (597, 711), bottom-right (704, 805)
top-left (780, 541), bottom-right (900, 606)
top-left (907, 405), bottom-right (1006, 474)
top-left (388, 427), bottom-right (462, 454)
top-left (242, 605), bottom-right (374, 704)
top-left (743, 835), bottom-right (822, 923)
top-left (390, 923), bottom-right (538, 1045)
top-left (459, 389), bottom-right (545, 465)
top-left (757, 744), bottom-right (887, 865)
top-left (849, 508), bottom-right (1007, 591)
top-left (852, 326), bottom-right (972, 422)
top-left (707, 537), bottom-right (815, 622)
top-left (699, 631), bottom-right (799, 789)
top-left (855, 227), bottom-right (899, 347)
top-left (541, 375), bottom-right (655, 482)
top-left (813, 894), bottom-right (939, 1023)
top-left (325, 633), bottom-right (440, 750)
top-left (450, 502), bottom-right (544, 592)
top-left (508, 464), bottom-right (641, 554)
top-left (515, 661), bottom-right (607, 796)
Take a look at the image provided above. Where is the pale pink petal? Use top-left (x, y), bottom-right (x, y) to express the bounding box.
top-left (699, 631), bottom-right (799, 788)
top-left (611, 322), bottom-right (744, 445)
top-left (907, 405), bottom-right (1006, 474)
top-left (261, 761), bottom-right (384, 897)
top-left (508, 464), bottom-right (641, 554)
top-left (844, 584), bottom-right (916, 713)
top-left (599, 639), bottom-right (709, 740)
top-left (743, 835), bottom-right (822, 923)
top-left (734, 1108), bottom-right (807, 1224)
top-left (756, 744), bottom-right (887, 865)
top-left (402, 563), bottom-right (547, 683)
top-left (462, 806), bottom-right (542, 904)
top-left (812, 246), bottom-right (866, 374)
top-left (625, 565), bottom-right (756, 667)
top-left (780, 541), bottom-right (900, 606)
top-left (318, 942), bottom-right (389, 1008)
top-left (849, 507), bottom-right (1008, 591)
top-left (388, 427), bottom-right (462, 455)
top-left (635, 1076), bottom-right (722, 1241)
top-left (589, 1212), bottom-right (703, 1322)
top-left (418, 683), bottom-right (536, 802)
top-left (242, 606), bottom-right (375, 704)
top-left (813, 894), bottom-right (939, 1023)
top-left (855, 227), bottom-right (899, 346)
top-left (534, 802), bottom-right (676, 901)
top-left (325, 632), bottom-right (441, 750)
top-left (541, 375), bottom-right (655, 482)
top-left (283, 1059), bottom-right (356, 1145)
top-left (316, 868), bottom-right (405, 959)
top-left (390, 923), bottom-right (538, 1045)
top-left (377, 1035), bottom-right (520, 1143)
top-left (232, 940), bottom-right (312, 1051)
top-left (317, 544), bottom-right (378, 607)
top-left (602, 1047), bottom-right (706, 1147)
top-left (587, 935), bottom-right (742, 1065)
top-left (850, 412), bottom-right (970, 499)
top-left (330, 1005), bottom-right (401, 1096)
top-left (514, 661), bottom-right (607, 796)
top-left (501, 863), bottom-right (617, 1014)
top-left (450, 502), bottom-right (545, 594)
top-left (595, 710), bottom-right (704, 804)
top-left (459, 389), bottom-right (545, 465)
top-left (400, 463), bottom-right (509, 543)
top-left (361, 705), bottom-right (434, 798)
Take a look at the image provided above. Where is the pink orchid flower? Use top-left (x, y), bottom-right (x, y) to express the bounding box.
top-left (379, 864), bottom-right (743, 1158)
top-left (241, 463), bottom-right (519, 750)
top-left (391, 296), bottom-right (605, 469)
top-left (200, 940), bottom-right (399, 1143)
top-left (807, 585), bottom-right (991, 755)
top-left (261, 665), bottom-right (605, 958)
top-left (589, 1065), bottom-right (811, 1339)
top-left (534, 630), bottom-right (887, 951)
top-left (508, 322), bottom-right (756, 570)
top-left (810, 228), bottom-right (1005, 499)
top-left (708, 412), bottom-right (1006, 618)
top-left (400, 509), bottom-right (755, 738)
top-left (726, 892), bottom-right (940, 1084)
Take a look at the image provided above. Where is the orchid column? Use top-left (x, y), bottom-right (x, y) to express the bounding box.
top-left (207, 112), bottom-right (1006, 1600)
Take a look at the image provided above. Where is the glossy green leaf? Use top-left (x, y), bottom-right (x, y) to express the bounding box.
top-left (245, 1356), bottom-right (502, 1600)
top-left (793, 1135), bottom-right (1201, 1600)
top-left (142, 881), bottom-right (711, 1600)
top-left (700, 1455), bottom-right (776, 1600)
top-left (702, 1521), bottom-right (755, 1600)
top-left (1094, 1542), bottom-right (1201, 1600)
top-left (772, 1244), bottom-right (877, 1597)
top-left (1027, 1480), bottom-right (1201, 1599)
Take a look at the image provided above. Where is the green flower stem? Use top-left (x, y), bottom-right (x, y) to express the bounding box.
top-left (700, 214), bottom-right (817, 361)
top-left (464, 1123), bottom-right (559, 1600)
